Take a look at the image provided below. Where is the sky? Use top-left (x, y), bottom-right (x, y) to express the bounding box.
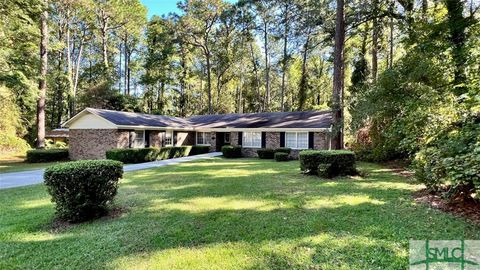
top-left (140, 0), bottom-right (237, 19)
top-left (140, 0), bottom-right (181, 18)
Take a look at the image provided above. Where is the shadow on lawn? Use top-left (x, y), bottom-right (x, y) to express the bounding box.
top-left (1, 159), bottom-right (478, 269)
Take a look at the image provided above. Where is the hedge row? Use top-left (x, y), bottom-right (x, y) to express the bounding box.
top-left (274, 152), bottom-right (289, 162)
top-left (257, 147), bottom-right (292, 159)
top-left (106, 145), bottom-right (211, 163)
top-left (26, 149), bottom-right (69, 163)
top-left (299, 150), bottom-right (357, 178)
top-left (106, 148), bottom-right (159, 163)
top-left (44, 160), bottom-right (123, 222)
top-left (221, 145), bottom-right (242, 158)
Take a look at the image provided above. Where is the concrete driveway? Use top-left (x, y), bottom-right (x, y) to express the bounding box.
top-left (0, 152), bottom-right (222, 190)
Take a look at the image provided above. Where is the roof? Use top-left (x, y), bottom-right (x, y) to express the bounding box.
top-left (45, 128), bottom-right (69, 138)
top-left (188, 111), bottom-right (332, 129)
top-left (87, 108), bottom-right (191, 128)
top-left (63, 108), bottom-right (332, 130)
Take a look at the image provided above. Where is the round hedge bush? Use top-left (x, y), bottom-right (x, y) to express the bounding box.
top-left (44, 160), bottom-right (123, 222)
top-left (274, 152), bottom-right (289, 162)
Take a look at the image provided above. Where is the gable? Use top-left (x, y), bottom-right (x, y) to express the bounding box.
top-left (68, 113), bottom-right (117, 129)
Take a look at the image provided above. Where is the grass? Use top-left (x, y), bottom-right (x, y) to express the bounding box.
top-left (0, 158), bottom-right (478, 269)
top-left (0, 153), bottom-right (65, 173)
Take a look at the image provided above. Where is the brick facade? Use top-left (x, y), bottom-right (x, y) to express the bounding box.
top-left (69, 129), bottom-right (129, 160)
top-left (225, 131), bottom-right (329, 158)
top-left (175, 131), bottom-right (195, 146)
top-left (70, 129), bottom-right (329, 160)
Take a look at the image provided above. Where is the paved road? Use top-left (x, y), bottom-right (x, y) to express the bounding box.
top-left (0, 152), bottom-right (222, 190)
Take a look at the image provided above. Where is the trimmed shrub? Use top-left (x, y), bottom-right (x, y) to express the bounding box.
top-left (299, 150), bottom-right (356, 177)
top-left (257, 148), bottom-right (275, 159)
top-left (317, 163), bottom-right (335, 178)
top-left (44, 160), bottom-right (123, 222)
top-left (26, 149), bottom-right (69, 163)
top-left (106, 148), bottom-right (159, 163)
top-left (222, 145), bottom-right (242, 158)
top-left (275, 147), bottom-right (292, 154)
top-left (274, 152), bottom-right (289, 162)
top-left (189, 145), bottom-right (210, 156)
top-left (157, 146), bottom-right (192, 160)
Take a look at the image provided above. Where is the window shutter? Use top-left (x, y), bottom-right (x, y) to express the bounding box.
top-left (128, 131), bottom-right (135, 148)
top-left (261, 132), bottom-right (266, 148)
top-left (308, 132), bottom-right (314, 149)
top-left (173, 131), bottom-right (178, 146)
top-left (145, 130), bottom-right (150, 147)
top-left (280, 132), bottom-right (285, 147)
top-left (160, 131), bottom-right (166, 147)
top-left (238, 132), bottom-right (243, 146)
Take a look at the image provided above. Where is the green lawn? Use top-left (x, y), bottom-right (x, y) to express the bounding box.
top-left (0, 158), bottom-right (478, 269)
top-left (0, 153), bottom-right (65, 173)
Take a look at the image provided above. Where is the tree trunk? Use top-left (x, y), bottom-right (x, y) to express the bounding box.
top-left (280, 2), bottom-right (289, 112)
top-left (445, 0), bottom-right (468, 96)
top-left (298, 34), bottom-right (310, 111)
top-left (249, 42), bottom-right (261, 112)
top-left (263, 20), bottom-right (270, 111)
top-left (389, 15), bottom-right (394, 69)
top-left (331, 0), bottom-right (345, 150)
top-left (101, 11), bottom-right (109, 69)
top-left (371, 0), bottom-right (379, 83)
top-left (37, 3), bottom-right (48, 149)
top-left (205, 48), bottom-right (213, 114)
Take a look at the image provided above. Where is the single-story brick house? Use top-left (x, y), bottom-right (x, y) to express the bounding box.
top-left (62, 108), bottom-right (333, 160)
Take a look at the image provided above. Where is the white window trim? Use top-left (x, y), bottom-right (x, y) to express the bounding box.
top-left (132, 130), bottom-right (145, 148)
top-left (165, 130), bottom-right (173, 146)
top-left (285, 131), bottom-right (309, 149)
top-left (242, 132), bottom-right (262, 148)
top-left (196, 132), bottom-right (211, 146)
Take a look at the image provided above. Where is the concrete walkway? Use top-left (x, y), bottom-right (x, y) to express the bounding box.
top-left (0, 152), bottom-right (222, 190)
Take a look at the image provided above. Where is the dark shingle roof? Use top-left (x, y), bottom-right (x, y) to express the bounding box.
top-left (78, 108), bottom-right (332, 129)
top-left (188, 110), bottom-right (332, 129)
top-left (88, 108), bottom-right (192, 128)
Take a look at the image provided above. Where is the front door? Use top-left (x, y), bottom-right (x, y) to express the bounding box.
top-left (215, 132), bottom-right (230, 151)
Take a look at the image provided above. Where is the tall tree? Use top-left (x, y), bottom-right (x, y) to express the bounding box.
top-left (331, 0), bottom-right (345, 149)
top-left (36, 0), bottom-right (48, 148)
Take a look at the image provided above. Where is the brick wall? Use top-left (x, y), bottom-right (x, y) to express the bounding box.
top-left (175, 131), bottom-right (195, 146)
top-left (69, 129), bottom-right (129, 160)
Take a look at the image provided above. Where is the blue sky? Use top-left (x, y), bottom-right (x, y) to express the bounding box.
top-left (140, 0), bottom-right (237, 19)
top-left (140, 0), bottom-right (181, 18)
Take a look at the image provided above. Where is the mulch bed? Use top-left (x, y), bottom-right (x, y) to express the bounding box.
top-left (413, 189), bottom-right (480, 225)
top-left (381, 160), bottom-right (480, 225)
top-left (49, 206), bottom-right (128, 233)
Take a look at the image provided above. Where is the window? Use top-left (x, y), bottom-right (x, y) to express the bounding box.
top-left (285, 132), bottom-right (308, 149)
top-left (243, 132), bottom-right (261, 148)
top-left (132, 130), bottom-right (145, 148)
top-left (165, 130), bottom-right (173, 146)
top-left (196, 132), bottom-right (209, 145)
top-left (224, 133), bottom-right (230, 143)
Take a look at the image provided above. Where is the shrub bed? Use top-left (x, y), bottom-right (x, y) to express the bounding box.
top-left (275, 147), bottom-right (292, 154)
top-left (106, 148), bottom-right (159, 163)
top-left (274, 152), bottom-right (289, 162)
top-left (189, 145), bottom-right (210, 156)
top-left (299, 150), bottom-right (356, 177)
top-left (222, 145), bottom-right (242, 158)
top-left (44, 160), bottom-right (123, 222)
top-left (26, 149), bottom-right (69, 163)
top-left (257, 148), bottom-right (275, 159)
